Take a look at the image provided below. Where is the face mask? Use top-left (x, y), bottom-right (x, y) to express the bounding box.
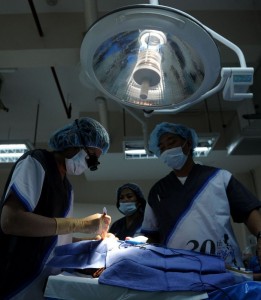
top-left (160, 144), bottom-right (188, 170)
top-left (65, 149), bottom-right (88, 175)
top-left (119, 202), bottom-right (137, 216)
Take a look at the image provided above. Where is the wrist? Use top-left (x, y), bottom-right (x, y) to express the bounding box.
top-left (55, 217), bottom-right (78, 235)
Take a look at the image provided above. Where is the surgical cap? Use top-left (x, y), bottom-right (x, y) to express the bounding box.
top-left (149, 122), bottom-right (198, 157)
top-left (116, 183), bottom-right (146, 212)
top-left (48, 117), bottom-right (110, 153)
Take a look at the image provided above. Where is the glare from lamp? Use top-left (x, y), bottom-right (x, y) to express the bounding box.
top-left (133, 30), bottom-right (166, 100)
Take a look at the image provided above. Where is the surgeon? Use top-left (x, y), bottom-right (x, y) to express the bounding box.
top-left (141, 122), bottom-right (261, 270)
top-left (0, 117), bottom-right (111, 299)
top-left (109, 183), bottom-right (146, 240)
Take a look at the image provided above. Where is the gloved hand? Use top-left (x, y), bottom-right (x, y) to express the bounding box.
top-left (95, 232), bottom-right (119, 240)
top-left (54, 213), bottom-right (111, 236)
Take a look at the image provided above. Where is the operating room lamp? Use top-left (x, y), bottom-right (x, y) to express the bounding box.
top-left (80, 1), bottom-right (254, 113)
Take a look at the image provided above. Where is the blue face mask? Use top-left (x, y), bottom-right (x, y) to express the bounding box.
top-left (160, 143), bottom-right (188, 170)
top-left (119, 202), bottom-right (137, 216)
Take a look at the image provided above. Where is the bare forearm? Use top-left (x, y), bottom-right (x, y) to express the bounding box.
top-left (245, 209), bottom-right (261, 274)
top-left (1, 195), bottom-right (111, 238)
top-left (245, 209), bottom-right (261, 235)
top-left (1, 208), bottom-right (57, 237)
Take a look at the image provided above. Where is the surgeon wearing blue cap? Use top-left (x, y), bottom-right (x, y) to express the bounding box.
top-left (109, 183), bottom-right (146, 240)
top-left (0, 117), bottom-right (111, 299)
top-left (141, 122), bottom-right (261, 274)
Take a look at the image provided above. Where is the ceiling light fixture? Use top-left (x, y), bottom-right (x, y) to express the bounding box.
top-left (124, 139), bottom-right (156, 159)
top-left (0, 141), bottom-right (33, 163)
top-left (194, 133), bottom-right (220, 157)
top-left (80, 2), bottom-right (253, 114)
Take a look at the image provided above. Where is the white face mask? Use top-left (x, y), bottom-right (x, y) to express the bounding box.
top-left (65, 149), bottom-right (88, 175)
top-left (119, 202), bottom-right (137, 216)
top-left (160, 144), bottom-right (188, 170)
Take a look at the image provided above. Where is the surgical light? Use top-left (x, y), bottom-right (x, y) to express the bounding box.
top-left (80, 4), bottom-right (253, 113)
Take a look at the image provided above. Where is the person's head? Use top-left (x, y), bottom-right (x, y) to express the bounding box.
top-left (116, 183), bottom-right (146, 216)
top-left (49, 117), bottom-right (110, 174)
top-left (149, 122), bottom-right (198, 170)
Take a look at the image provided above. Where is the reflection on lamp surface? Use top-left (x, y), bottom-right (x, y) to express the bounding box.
top-left (81, 5), bottom-right (220, 110)
top-left (133, 30), bottom-right (165, 100)
top-left (92, 29), bottom-right (205, 108)
top-left (81, 4), bottom-right (252, 111)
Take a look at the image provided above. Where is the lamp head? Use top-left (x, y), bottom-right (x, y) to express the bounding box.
top-left (80, 4), bottom-right (221, 111)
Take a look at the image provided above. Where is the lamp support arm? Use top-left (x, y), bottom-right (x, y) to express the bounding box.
top-left (121, 105), bottom-right (151, 155)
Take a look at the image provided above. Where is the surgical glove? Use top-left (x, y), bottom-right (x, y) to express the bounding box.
top-left (95, 232), bottom-right (118, 240)
top-left (54, 213), bottom-right (111, 235)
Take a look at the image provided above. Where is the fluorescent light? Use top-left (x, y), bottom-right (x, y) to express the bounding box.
top-left (125, 149), bottom-right (157, 160)
top-left (125, 149), bottom-right (147, 155)
top-left (0, 144), bottom-right (27, 150)
top-left (194, 134), bottom-right (220, 157)
top-left (194, 146), bottom-right (212, 157)
top-left (124, 140), bottom-right (156, 159)
top-left (0, 142), bottom-right (33, 163)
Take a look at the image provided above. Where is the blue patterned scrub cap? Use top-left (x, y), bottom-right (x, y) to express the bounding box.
top-left (149, 122), bottom-right (198, 157)
top-left (48, 117), bottom-right (110, 153)
top-left (116, 183), bottom-right (146, 212)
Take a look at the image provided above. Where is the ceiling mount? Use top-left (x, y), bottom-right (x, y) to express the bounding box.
top-left (80, 4), bottom-right (253, 113)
